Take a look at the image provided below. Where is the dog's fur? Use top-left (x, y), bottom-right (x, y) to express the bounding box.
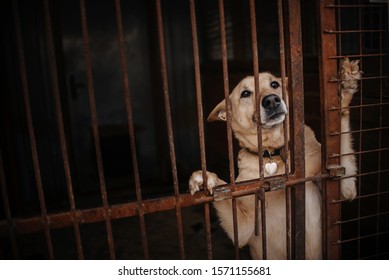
top-left (189, 58), bottom-right (361, 259)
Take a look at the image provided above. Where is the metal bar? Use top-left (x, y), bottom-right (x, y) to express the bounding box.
top-left (329, 147), bottom-right (389, 158)
top-left (324, 29), bottom-right (387, 34)
top-left (218, 0), bottom-right (235, 185)
top-left (330, 126), bottom-right (389, 137)
top-left (79, 0), bottom-right (115, 260)
top-left (249, 0), bottom-right (264, 179)
top-left (318, 0), bottom-right (341, 259)
top-left (231, 198), bottom-right (240, 259)
top-left (0, 148), bottom-right (19, 258)
top-left (329, 53), bottom-right (389, 59)
top-left (247, 0), bottom-right (263, 260)
top-left (43, 0), bottom-right (84, 260)
top-left (0, 172), bottom-right (334, 238)
top-left (357, 0), bottom-right (364, 259)
top-left (285, 0), bottom-right (306, 260)
top-left (277, 0), bottom-right (292, 259)
top-left (333, 210), bottom-right (389, 226)
top-left (259, 188), bottom-right (267, 259)
top-left (332, 230), bottom-right (389, 245)
top-left (219, 0), bottom-right (238, 259)
top-left (12, 0), bottom-right (54, 259)
top-left (189, 0), bottom-right (213, 259)
top-left (326, 4), bottom-right (387, 8)
top-left (114, 0), bottom-right (149, 259)
top-left (156, 0), bottom-right (185, 259)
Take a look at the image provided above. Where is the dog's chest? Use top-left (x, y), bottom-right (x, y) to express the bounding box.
top-left (236, 149), bottom-right (286, 181)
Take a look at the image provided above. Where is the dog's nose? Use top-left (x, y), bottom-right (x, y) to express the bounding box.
top-left (262, 94), bottom-right (281, 110)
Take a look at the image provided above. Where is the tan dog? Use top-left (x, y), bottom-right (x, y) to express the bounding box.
top-left (189, 58), bottom-right (360, 259)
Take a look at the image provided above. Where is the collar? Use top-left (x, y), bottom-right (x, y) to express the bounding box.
top-left (246, 148), bottom-right (282, 158)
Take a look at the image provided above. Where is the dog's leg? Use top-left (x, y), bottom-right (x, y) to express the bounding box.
top-left (339, 58), bottom-right (361, 200)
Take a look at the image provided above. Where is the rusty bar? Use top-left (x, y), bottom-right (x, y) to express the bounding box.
top-left (249, 0), bottom-right (264, 179)
top-left (156, 0), bottom-right (185, 259)
top-left (259, 188), bottom-right (268, 259)
top-left (0, 172), bottom-right (336, 238)
top-left (188, 0), bottom-right (212, 260)
top-left (12, 0), bottom-right (54, 259)
top-left (285, 0), bottom-right (306, 259)
top-left (79, 0), bottom-right (115, 259)
top-left (318, 0), bottom-right (341, 259)
top-left (248, 0), bottom-right (264, 261)
top-left (324, 29), bottom-right (387, 34)
top-left (357, 0), bottom-right (363, 259)
top-left (0, 148), bottom-right (19, 258)
top-left (232, 198), bottom-right (240, 259)
top-left (329, 53), bottom-right (389, 59)
top-left (218, 0), bottom-right (235, 184)
top-left (326, 4), bottom-right (386, 8)
top-left (43, 0), bottom-right (84, 260)
top-left (376, 4), bottom-right (384, 260)
top-left (277, 0), bottom-right (292, 259)
top-left (114, 0), bottom-right (149, 259)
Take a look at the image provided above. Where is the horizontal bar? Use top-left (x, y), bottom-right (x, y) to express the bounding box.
top-left (329, 147), bottom-right (389, 158)
top-left (331, 189), bottom-right (389, 204)
top-left (329, 75), bottom-right (389, 83)
top-left (0, 172), bottom-right (331, 237)
top-left (326, 4), bottom-right (387, 8)
top-left (329, 53), bottom-right (389, 59)
top-left (331, 230), bottom-right (389, 245)
top-left (328, 101), bottom-right (389, 112)
top-left (324, 29), bottom-right (387, 34)
top-left (333, 210), bottom-right (389, 226)
top-left (330, 126), bottom-right (389, 137)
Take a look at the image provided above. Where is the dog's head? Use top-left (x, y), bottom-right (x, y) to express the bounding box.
top-left (208, 72), bottom-right (288, 151)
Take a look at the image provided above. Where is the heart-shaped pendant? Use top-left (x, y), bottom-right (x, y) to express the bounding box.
top-left (265, 162), bottom-right (278, 175)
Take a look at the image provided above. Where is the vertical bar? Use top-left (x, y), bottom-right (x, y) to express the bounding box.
top-left (12, 0), bottom-right (54, 259)
top-left (357, 0), bottom-right (363, 259)
top-left (277, 0), bottom-right (292, 259)
top-left (79, 0), bottom-right (115, 260)
top-left (0, 149), bottom-right (19, 258)
top-left (258, 188), bottom-right (268, 259)
top-left (218, 0), bottom-right (238, 260)
top-left (218, 0), bottom-right (235, 184)
top-left (247, 0), bottom-right (263, 260)
top-left (231, 198), bottom-right (240, 259)
top-left (286, 0), bottom-right (306, 259)
top-left (249, 0), bottom-right (264, 178)
top-left (114, 0), bottom-right (150, 259)
top-left (189, 0), bottom-right (213, 260)
top-left (156, 0), bottom-right (186, 259)
top-left (317, 0), bottom-right (341, 259)
top-left (376, 4), bottom-right (384, 259)
top-left (43, 0), bottom-right (84, 260)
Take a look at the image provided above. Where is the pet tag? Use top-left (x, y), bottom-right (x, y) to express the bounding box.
top-left (265, 162), bottom-right (278, 175)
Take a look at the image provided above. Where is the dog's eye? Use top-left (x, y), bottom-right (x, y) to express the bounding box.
top-left (270, 81), bottom-right (280, 89)
top-left (240, 90), bottom-right (252, 98)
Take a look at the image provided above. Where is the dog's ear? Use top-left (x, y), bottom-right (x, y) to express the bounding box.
top-left (207, 100), bottom-right (227, 122)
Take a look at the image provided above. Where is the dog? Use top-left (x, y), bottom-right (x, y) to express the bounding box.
top-left (189, 58), bottom-right (360, 259)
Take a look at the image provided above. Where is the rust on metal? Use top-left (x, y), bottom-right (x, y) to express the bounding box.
top-left (114, 0), bottom-right (149, 259)
top-left (156, 0), bottom-right (185, 259)
top-left (317, 0), bottom-right (342, 259)
top-left (12, 0), bottom-right (54, 259)
top-left (79, 0), bottom-right (116, 260)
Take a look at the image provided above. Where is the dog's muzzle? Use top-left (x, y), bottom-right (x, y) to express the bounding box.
top-left (261, 94), bottom-right (287, 126)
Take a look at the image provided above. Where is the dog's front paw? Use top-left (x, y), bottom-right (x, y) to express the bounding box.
top-left (341, 177), bottom-right (357, 201)
top-left (189, 170), bottom-right (219, 195)
top-left (341, 58), bottom-right (362, 112)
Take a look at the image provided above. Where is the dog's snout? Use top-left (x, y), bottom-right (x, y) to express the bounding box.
top-left (262, 94), bottom-right (281, 110)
